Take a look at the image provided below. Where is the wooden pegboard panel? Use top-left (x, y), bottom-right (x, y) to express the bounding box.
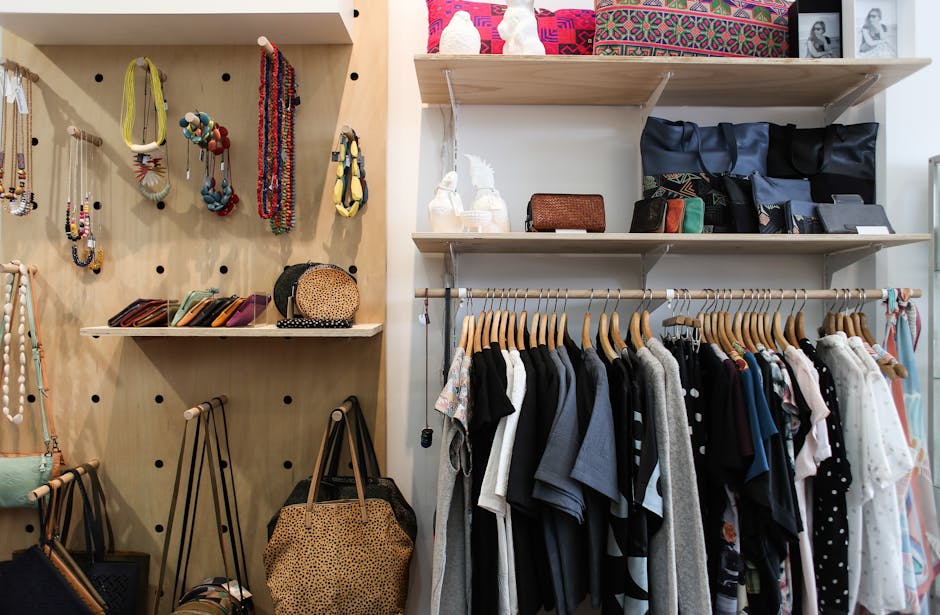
top-left (0, 2), bottom-right (388, 613)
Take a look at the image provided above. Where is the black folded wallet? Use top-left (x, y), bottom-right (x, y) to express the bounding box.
top-left (816, 203), bottom-right (895, 234)
top-left (629, 197), bottom-right (667, 233)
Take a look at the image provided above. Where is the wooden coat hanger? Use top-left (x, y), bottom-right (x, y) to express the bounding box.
top-left (458, 315), bottom-right (470, 353)
top-left (529, 289), bottom-right (543, 350)
top-left (640, 289), bottom-right (654, 342)
top-left (735, 291), bottom-right (753, 352)
top-left (717, 290), bottom-right (735, 354)
top-left (772, 290), bottom-right (791, 352)
top-left (629, 289), bottom-right (649, 350)
top-left (785, 289), bottom-right (801, 347)
top-left (557, 289), bottom-right (569, 350)
top-left (516, 289), bottom-right (527, 351)
top-left (548, 290), bottom-right (558, 351)
top-left (610, 289), bottom-right (627, 353)
top-left (582, 291), bottom-right (594, 350)
top-left (698, 290), bottom-right (713, 344)
top-left (599, 290), bottom-right (619, 362)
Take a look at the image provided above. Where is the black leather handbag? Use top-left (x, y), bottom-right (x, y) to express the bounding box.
top-left (60, 467), bottom-right (150, 615)
top-left (767, 122), bottom-right (878, 203)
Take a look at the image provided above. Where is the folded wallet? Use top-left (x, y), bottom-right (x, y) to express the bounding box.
top-left (629, 198), bottom-right (668, 233)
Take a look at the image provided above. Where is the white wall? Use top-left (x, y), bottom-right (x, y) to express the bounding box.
top-left (387, 2), bottom-right (940, 613)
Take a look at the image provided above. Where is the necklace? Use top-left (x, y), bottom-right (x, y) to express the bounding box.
top-left (258, 43), bottom-right (297, 235)
top-left (6, 71), bottom-right (33, 217)
top-left (1, 262), bottom-right (28, 425)
top-left (123, 58), bottom-right (171, 201)
top-left (65, 130), bottom-right (104, 271)
top-left (181, 110), bottom-right (238, 216)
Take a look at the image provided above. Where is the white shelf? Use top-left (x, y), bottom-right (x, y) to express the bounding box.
top-left (80, 323), bottom-right (383, 338)
top-left (0, 1), bottom-right (355, 46)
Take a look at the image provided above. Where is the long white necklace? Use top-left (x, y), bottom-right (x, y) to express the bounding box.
top-left (1, 261), bottom-right (28, 424)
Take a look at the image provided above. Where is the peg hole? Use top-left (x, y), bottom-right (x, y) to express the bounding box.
top-left (156, 201), bottom-right (166, 210)
top-left (94, 73), bottom-right (103, 83)
top-left (93, 201), bottom-right (101, 210)
top-left (154, 524), bottom-right (164, 533)
top-left (283, 460), bottom-right (293, 469)
top-left (156, 265), bottom-right (165, 274)
top-left (155, 395), bottom-right (164, 404)
top-left (154, 460), bottom-right (164, 468)
top-left (350, 72), bottom-right (359, 81)
top-left (91, 394), bottom-right (100, 403)
top-left (283, 395), bottom-right (293, 405)
top-left (221, 72), bottom-right (231, 82)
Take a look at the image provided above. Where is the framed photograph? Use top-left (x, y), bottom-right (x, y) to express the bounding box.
top-left (789, 0), bottom-right (843, 58)
top-left (855, 0), bottom-right (898, 58)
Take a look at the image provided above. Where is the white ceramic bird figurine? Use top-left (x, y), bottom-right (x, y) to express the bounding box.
top-left (427, 171), bottom-right (464, 232)
top-left (465, 154), bottom-right (510, 232)
top-left (440, 11), bottom-right (482, 54)
top-left (498, 0), bottom-right (545, 55)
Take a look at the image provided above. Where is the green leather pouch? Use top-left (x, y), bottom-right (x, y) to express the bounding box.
top-left (171, 288), bottom-right (219, 326)
top-left (682, 197), bottom-right (705, 233)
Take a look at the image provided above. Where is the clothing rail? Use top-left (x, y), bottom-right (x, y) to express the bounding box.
top-left (28, 459), bottom-right (100, 502)
top-left (183, 395), bottom-right (229, 421)
top-left (414, 288), bottom-right (922, 301)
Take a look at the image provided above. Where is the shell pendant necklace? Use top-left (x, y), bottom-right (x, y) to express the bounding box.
top-left (1, 262), bottom-right (28, 424)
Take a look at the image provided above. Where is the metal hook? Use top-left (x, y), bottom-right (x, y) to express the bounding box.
top-left (587, 289), bottom-right (594, 313)
top-left (604, 289), bottom-right (611, 315)
top-left (613, 289), bottom-right (621, 314)
top-left (563, 289), bottom-right (569, 313)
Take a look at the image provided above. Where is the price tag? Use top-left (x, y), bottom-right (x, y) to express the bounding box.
top-left (14, 81), bottom-right (27, 114)
top-left (418, 313), bottom-right (430, 326)
top-left (856, 226), bottom-right (891, 235)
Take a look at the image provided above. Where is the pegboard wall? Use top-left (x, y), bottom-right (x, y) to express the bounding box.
top-left (0, 2), bottom-right (387, 613)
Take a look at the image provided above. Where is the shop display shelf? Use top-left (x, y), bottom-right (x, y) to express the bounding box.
top-left (0, 1), bottom-right (354, 46)
top-left (80, 323), bottom-right (383, 338)
top-left (414, 54), bottom-right (930, 110)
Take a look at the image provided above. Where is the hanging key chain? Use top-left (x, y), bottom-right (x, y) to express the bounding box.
top-left (420, 292), bottom-right (433, 448)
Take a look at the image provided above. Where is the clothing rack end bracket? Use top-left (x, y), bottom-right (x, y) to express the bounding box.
top-left (822, 243), bottom-right (883, 287)
top-left (639, 71), bottom-right (673, 125)
top-left (823, 73), bottom-right (880, 125)
top-left (640, 244), bottom-right (671, 288)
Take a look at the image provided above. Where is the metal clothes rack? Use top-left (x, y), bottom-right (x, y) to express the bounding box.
top-left (414, 287), bottom-right (922, 301)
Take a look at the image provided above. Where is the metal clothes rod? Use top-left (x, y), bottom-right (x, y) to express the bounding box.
top-left (0, 58), bottom-right (39, 82)
top-left (28, 459), bottom-right (100, 502)
top-left (414, 288), bottom-right (922, 301)
top-left (183, 395), bottom-right (229, 421)
top-left (67, 125), bottom-right (102, 147)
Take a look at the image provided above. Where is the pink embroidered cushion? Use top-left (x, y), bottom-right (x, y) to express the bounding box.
top-left (426, 0), bottom-right (596, 55)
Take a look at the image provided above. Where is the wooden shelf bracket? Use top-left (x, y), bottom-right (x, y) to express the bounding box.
top-left (640, 71), bottom-right (672, 124)
top-left (640, 244), bottom-right (671, 287)
top-left (822, 242), bottom-right (883, 286)
top-left (823, 73), bottom-right (880, 124)
top-left (445, 241), bottom-right (459, 288)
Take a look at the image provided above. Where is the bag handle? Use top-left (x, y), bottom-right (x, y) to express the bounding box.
top-left (323, 396), bottom-right (381, 480)
top-left (22, 267), bottom-right (58, 450)
top-left (304, 400), bottom-right (368, 527)
top-left (782, 123), bottom-right (831, 177)
top-left (693, 122), bottom-right (739, 175)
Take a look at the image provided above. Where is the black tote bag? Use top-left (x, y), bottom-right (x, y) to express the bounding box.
top-left (60, 468), bottom-right (150, 615)
top-left (641, 117), bottom-right (770, 177)
top-left (767, 123), bottom-right (878, 203)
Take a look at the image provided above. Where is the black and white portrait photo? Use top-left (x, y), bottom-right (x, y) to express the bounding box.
top-left (799, 12), bottom-right (842, 58)
top-left (856, 0), bottom-right (898, 58)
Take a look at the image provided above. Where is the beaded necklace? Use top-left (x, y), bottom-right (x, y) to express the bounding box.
top-left (66, 131), bottom-right (104, 271)
top-left (181, 111), bottom-right (238, 216)
top-left (6, 72), bottom-right (33, 217)
top-left (258, 43), bottom-right (297, 235)
top-left (1, 263), bottom-right (28, 424)
top-left (124, 58), bottom-right (171, 202)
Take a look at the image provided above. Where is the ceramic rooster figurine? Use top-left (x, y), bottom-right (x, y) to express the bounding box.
top-left (440, 11), bottom-right (481, 54)
top-left (498, 0), bottom-right (545, 55)
top-left (466, 154), bottom-right (510, 232)
top-left (427, 171), bottom-right (464, 232)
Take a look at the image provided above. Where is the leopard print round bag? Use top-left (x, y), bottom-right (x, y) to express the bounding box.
top-left (294, 265), bottom-right (359, 323)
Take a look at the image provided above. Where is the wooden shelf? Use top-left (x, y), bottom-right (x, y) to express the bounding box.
top-left (414, 54), bottom-right (930, 107)
top-left (0, 1), bottom-right (354, 46)
top-left (80, 324), bottom-right (383, 338)
top-left (412, 232), bottom-right (930, 255)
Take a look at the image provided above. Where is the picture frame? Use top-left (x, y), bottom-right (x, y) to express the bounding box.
top-left (788, 0), bottom-right (844, 59)
top-left (854, 0), bottom-right (899, 58)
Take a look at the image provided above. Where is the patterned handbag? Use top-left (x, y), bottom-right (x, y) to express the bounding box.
top-left (264, 397), bottom-right (416, 614)
top-left (594, 0), bottom-right (791, 58)
top-left (643, 172), bottom-right (732, 233)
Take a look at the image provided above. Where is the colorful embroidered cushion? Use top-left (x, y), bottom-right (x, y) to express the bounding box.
top-left (594, 0), bottom-right (791, 58)
top-left (427, 0), bottom-right (596, 55)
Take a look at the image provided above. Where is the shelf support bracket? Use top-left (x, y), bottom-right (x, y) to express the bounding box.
top-left (822, 243), bottom-right (883, 287)
top-left (823, 73), bottom-right (881, 125)
top-left (444, 242), bottom-right (459, 288)
top-left (639, 72), bottom-right (673, 125)
top-left (640, 244), bottom-right (671, 288)
top-left (444, 69), bottom-right (460, 173)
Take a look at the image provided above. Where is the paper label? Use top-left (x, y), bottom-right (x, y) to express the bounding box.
top-left (14, 80), bottom-right (27, 114)
top-left (221, 580), bottom-right (252, 600)
top-left (856, 225), bottom-right (891, 235)
top-left (4, 75), bottom-right (14, 103)
top-left (554, 229), bottom-right (588, 234)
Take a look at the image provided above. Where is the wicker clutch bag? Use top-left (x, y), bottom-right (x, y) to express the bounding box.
top-left (525, 193), bottom-right (606, 232)
top-left (294, 265), bottom-right (360, 322)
